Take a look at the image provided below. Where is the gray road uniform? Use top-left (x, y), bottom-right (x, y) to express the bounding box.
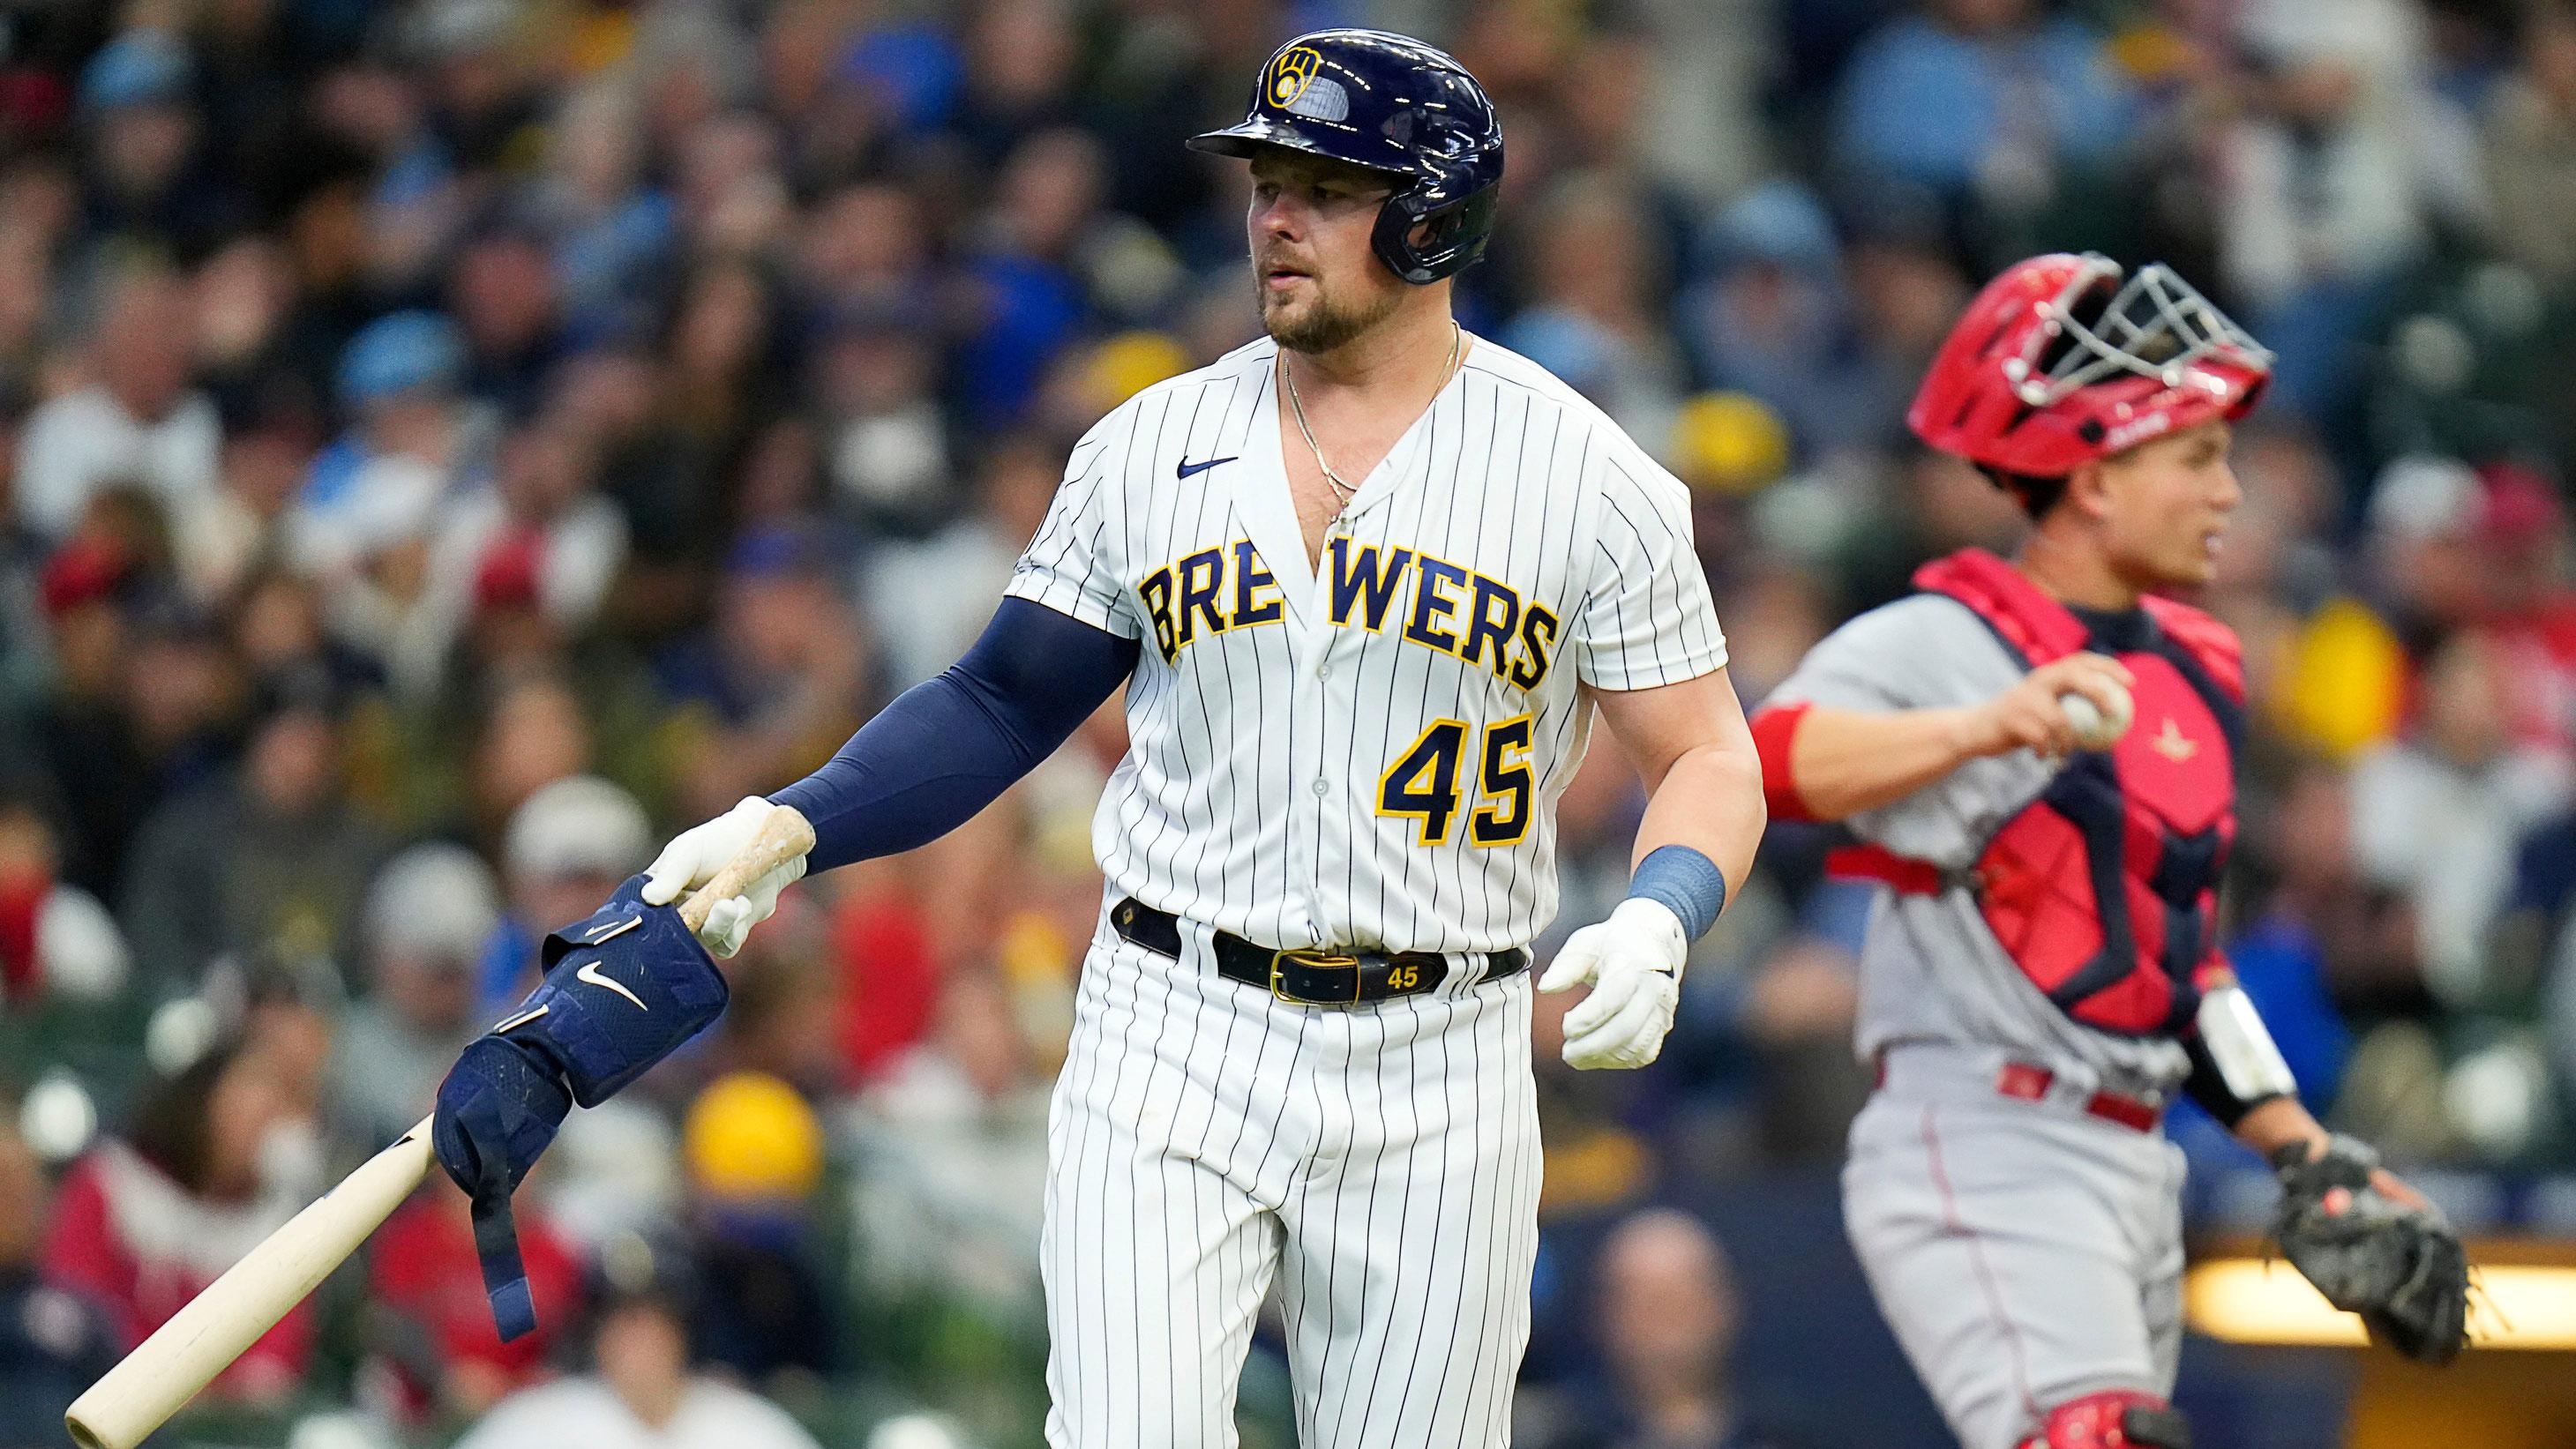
top-left (1761, 556), bottom-right (2261, 1449)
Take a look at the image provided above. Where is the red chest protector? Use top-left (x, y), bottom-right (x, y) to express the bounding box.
top-left (1831, 549), bottom-right (2246, 1036)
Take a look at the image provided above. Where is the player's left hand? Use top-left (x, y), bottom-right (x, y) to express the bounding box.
top-left (1539, 898), bottom-right (1685, 1070)
top-left (2269, 1135), bottom-right (2471, 1364)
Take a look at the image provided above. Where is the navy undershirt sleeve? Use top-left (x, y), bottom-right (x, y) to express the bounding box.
top-left (769, 596), bottom-right (1140, 872)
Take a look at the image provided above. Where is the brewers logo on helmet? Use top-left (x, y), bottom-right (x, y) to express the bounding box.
top-left (1268, 44), bottom-right (1324, 109)
top-left (1190, 28), bottom-right (1506, 285)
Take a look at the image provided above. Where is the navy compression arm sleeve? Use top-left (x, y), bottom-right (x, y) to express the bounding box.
top-left (769, 597), bottom-right (1139, 872)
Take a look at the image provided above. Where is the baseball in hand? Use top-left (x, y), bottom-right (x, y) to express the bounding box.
top-left (2059, 680), bottom-right (2134, 751)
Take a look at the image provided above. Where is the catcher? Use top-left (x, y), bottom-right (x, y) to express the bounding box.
top-left (1750, 253), bottom-right (2469, 1449)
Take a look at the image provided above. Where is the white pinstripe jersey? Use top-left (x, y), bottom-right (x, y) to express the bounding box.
top-left (1006, 334), bottom-right (1726, 955)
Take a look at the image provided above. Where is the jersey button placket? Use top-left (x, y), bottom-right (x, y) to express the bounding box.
top-left (1295, 608), bottom-right (1344, 947)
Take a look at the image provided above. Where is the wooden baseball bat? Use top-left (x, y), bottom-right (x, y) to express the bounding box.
top-left (64, 805), bottom-right (816, 1449)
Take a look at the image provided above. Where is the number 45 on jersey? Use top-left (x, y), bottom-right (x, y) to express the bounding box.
top-left (1377, 715), bottom-right (1535, 847)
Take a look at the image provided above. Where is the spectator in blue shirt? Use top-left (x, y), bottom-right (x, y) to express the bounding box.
top-left (1829, 0), bottom-right (2136, 222)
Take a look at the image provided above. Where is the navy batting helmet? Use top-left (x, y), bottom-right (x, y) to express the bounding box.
top-left (1188, 29), bottom-right (1505, 286)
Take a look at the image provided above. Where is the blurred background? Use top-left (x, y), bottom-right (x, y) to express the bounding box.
top-left (0, 0), bottom-right (2572, 1445)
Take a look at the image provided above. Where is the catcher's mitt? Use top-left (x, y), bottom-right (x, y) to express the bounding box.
top-left (2268, 1136), bottom-right (2470, 1364)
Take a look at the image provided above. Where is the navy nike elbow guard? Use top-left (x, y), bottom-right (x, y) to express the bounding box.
top-left (432, 873), bottom-right (730, 1339)
top-left (502, 874), bottom-right (731, 1105)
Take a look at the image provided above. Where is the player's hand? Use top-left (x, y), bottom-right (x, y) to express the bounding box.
top-left (2268, 1135), bottom-right (2470, 1364)
top-left (1959, 653), bottom-right (2134, 760)
top-left (640, 796), bottom-right (809, 957)
top-left (1539, 898), bottom-right (1685, 1070)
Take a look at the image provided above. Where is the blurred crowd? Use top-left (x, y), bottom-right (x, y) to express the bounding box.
top-left (0, 0), bottom-right (2573, 1445)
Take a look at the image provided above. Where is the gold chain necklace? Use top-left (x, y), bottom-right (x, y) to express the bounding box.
top-left (1283, 321), bottom-right (1463, 513)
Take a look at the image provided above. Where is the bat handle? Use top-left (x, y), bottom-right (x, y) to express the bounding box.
top-left (676, 803), bottom-right (816, 936)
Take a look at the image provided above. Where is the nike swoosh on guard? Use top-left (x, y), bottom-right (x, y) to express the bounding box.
top-left (577, 959), bottom-right (649, 1012)
top-left (1177, 455), bottom-right (1239, 479)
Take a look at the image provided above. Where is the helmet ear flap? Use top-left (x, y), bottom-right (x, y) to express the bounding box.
top-left (1372, 183), bottom-right (1497, 284)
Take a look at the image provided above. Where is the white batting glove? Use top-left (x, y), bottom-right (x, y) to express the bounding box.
top-left (1539, 898), bottom-right (1686, 1071)
top-left (639, 796), bottom-right (809, 957)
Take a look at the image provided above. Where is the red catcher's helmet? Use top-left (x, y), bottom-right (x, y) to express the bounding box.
top-left (1909, 253), bottom-right (2273, 479)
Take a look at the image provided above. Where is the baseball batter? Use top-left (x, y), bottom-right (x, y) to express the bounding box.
top-left (617, 30), bottom-right (1763, 1446)
top-left (1750, 255), bottom-right (2463, 1449)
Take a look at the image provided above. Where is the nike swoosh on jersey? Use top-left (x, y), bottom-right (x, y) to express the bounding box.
top-left (577, 958), bottom-right (649, 1011)
top-left (1176, 455), bottom-right (1239, 479)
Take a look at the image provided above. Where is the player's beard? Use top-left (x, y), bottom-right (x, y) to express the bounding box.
top-left (1257, 265), bottom-right (1403, 355)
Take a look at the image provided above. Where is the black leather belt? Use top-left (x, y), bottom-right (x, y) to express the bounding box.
top-left (1111, 897), bottom-right (1528, 1006)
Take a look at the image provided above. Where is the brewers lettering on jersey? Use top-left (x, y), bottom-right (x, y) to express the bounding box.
top-left (1019, 329), bottom-right (1722, 950)
top-left (632, 27), bottom-right (1769, 1447)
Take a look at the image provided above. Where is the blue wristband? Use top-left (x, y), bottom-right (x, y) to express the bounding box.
top-left (1630, 845), bottom-right (1728, 940)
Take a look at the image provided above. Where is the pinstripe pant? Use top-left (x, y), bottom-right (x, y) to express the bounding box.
top-left (1041, 922), bottom-right (1541, 1447)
